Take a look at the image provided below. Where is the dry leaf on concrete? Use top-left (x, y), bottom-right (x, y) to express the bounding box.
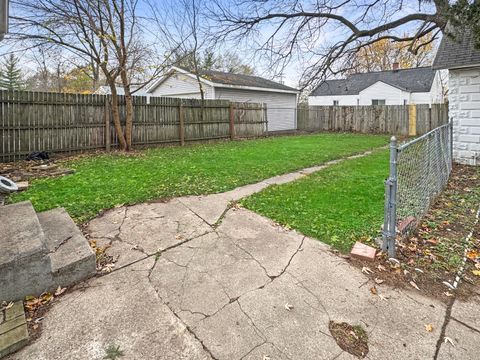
top-left (410, 281), bottom-right (420, 290)
top-left (425, 324), bottom-right (434, 332)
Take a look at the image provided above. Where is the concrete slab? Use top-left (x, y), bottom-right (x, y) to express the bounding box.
top-left (178, 194), bottom-right (231, 225)
top-left (263, 172), bottom-right (305, 185)
top-left (0, 201), bottom-right (46, 263)
top-left (450, 294), bottom-right (480, 329)
top-left (0, 201), bottom-right (52, 300)
top-left (436, 319), bottom-right (480, 360)
top-left (286, 236), bottom-right (446, 360)
top-left (238, 273), bottom-right (340, 360)
top-left (85, 207), bottom-right (127, 239)
top-left (149, 232), bottom-right (270, 327)
top-left (7, 258), bottom-right (210, 360)
top-left (37, 208), bottom-right (96, 287)
top-left (218, 208), bottom-right (304, 277)
top-left (194, 301), bottom-right (265, 360)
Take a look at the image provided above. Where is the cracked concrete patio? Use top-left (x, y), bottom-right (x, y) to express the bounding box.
top-left (8, 154), bottom-right (480, 360)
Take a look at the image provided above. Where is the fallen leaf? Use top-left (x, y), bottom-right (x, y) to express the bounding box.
top-left (425, 324), bottom-right (434, 332)
top-left (370, 286), bottom-right (377, 295)
top-left (388, 258), bottom-right (400, 265)
top-left (466, 250), bottom-right (478, 260)
top-left (284, 303), bottom-right (294, 311)
top-left (54, 286), bottom-right (66, 296)
top-left (362, 266), bottom-right (373, 275)
top-left (374, 278), bottom-right (384, 284)
top-left (410, 281), bottom-right (420, 290)
top-left (444, 337), bottom-right (455, 346)
top-left (442, 281), bottom-right (456, 290)
top-left (472, 270), bottom-right (480, 276)
top-left (102, 263), bottom-right (115, 273)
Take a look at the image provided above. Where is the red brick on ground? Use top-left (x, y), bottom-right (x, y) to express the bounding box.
top-left (398, 216), bottom-right (417, 235)
top-left (350, 242), bottom-right (377, 261)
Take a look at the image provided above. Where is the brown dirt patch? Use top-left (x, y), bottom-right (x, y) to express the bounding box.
top-left (329, 321), bottom-right (368, 358)
top-left (350, 164), bottom-right (480, 302)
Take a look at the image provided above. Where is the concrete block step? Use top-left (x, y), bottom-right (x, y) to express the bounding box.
top-left (37, 208), bottom-right (96, 287)
top-left (0, 201), bottom-right (51, 301)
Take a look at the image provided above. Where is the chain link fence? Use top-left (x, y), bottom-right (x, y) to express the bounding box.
top-left (383, 122), bottom-right (453, 257)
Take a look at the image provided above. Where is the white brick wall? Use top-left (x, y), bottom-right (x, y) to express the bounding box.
top-left (450, 68), bottom-right (480, 165)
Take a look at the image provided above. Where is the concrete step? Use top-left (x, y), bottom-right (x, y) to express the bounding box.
top-left (0, 201), bottom-right (52, 301)
top-left (37, 208), bottom-right (96, 287)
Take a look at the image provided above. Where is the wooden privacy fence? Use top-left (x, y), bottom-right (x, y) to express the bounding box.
top-left (0, 90), bottom-right (267, 162)
top-left (297, 104), bottom-right (449, 136)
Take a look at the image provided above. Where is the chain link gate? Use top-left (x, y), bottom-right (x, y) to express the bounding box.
top-left (382, 122), bottom-right (453, 257)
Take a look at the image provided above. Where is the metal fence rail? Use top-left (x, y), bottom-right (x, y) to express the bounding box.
top-left (382, 122), bottom-right (453, 257)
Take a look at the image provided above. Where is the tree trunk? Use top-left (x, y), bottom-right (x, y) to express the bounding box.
top-left (120, 69), bottom-right (134, 150)
top-left (108, 83), bottom-right (127, 150)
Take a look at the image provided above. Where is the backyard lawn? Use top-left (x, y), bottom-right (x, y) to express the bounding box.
top-left (241, 149), bottom-right (389, 252)
top-left (10, 133), bottom-right (387, 222)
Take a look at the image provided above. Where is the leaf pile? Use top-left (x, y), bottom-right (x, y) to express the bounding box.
top-left (329, 321), bottom-right (369, 358)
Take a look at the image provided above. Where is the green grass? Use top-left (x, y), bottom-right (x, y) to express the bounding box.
top-left (241, 149), bottom-right (389, 252)
top-left (10, 133), bottom-right (387, 223)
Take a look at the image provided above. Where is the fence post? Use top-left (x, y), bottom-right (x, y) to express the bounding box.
top-left (178, 101), bottom-right (185, 146)
top-left (105, 97), bottom-right (111, 152)
top-left (408, 104), bottom-right (417, 136)
top-left (450, 118), bottom-right (454, 166)
top-left (383, 136), bottom-right (398, 257)
top-left (229, 102), bottom-right (235, 140)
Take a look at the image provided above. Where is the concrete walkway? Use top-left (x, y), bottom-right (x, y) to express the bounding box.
top-left (9, 154), bottom-right (480, 360)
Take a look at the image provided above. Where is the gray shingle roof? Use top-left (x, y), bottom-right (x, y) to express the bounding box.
top-left (433, 28), bottom-right (480, 69)
top-left (310, 67), bottom-right (436, 96)
top-left (197, 69), bottom-right (298, 92)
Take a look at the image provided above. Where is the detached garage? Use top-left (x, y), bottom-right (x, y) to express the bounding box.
top-left (146, 67), bottom-right (299, 132)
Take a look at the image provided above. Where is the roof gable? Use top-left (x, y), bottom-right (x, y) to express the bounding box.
top-left (310, 67), bottom-right (436, 96)
top-left (358, 80), bottom-right (406, 94)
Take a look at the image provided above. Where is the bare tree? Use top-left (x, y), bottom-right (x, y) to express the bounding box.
top-left (11, 0), bottom-right (168, 150)
top-left (209, 0), bottom-right (463, 88)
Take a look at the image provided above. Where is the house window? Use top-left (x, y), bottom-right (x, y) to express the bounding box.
top-left (372, 99), bottom-right (386, 105)
top-left (333, 100), bottom-right (339, 106)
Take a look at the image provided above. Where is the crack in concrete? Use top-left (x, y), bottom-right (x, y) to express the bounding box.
top-left (49, 235), bottom-right (73, 253)
top-left (146, 274), bottom-right (220, 360)
top-left (212, 205), bottom-right (234, 229)
top-left (450, 316), bottom-right (480, 334)
top-left (270, 237), bottom-right (305, 281)
top-left (433, 296), bottom-right (455, 360)
top-left (228, 238), bottom-right (272, 280)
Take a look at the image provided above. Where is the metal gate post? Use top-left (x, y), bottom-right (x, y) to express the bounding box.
top-left (382, 136), bottom-right (398, 257)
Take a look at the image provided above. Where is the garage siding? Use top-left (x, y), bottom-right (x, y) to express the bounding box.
top-left (214, 88), bottom-right (297, 131)
top-left (149, 73), bottom-right (215, 99)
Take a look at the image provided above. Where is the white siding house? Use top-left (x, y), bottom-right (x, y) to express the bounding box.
top-left (433, 29), bottom-right (480, 165)
top-left (309, 66), bottom-right (444, 106)
top-left (147, 67), bottom-right (299, 132)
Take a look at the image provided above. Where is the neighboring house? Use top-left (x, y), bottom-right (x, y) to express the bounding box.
top-left (95, 85), bottom-right (147, 96)
top-left (433, 29), bottom-right (480, 165)
top-left (309, 65), bottom-right (444, 106)
top-left (146, 67), bottom-right (299, 132)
